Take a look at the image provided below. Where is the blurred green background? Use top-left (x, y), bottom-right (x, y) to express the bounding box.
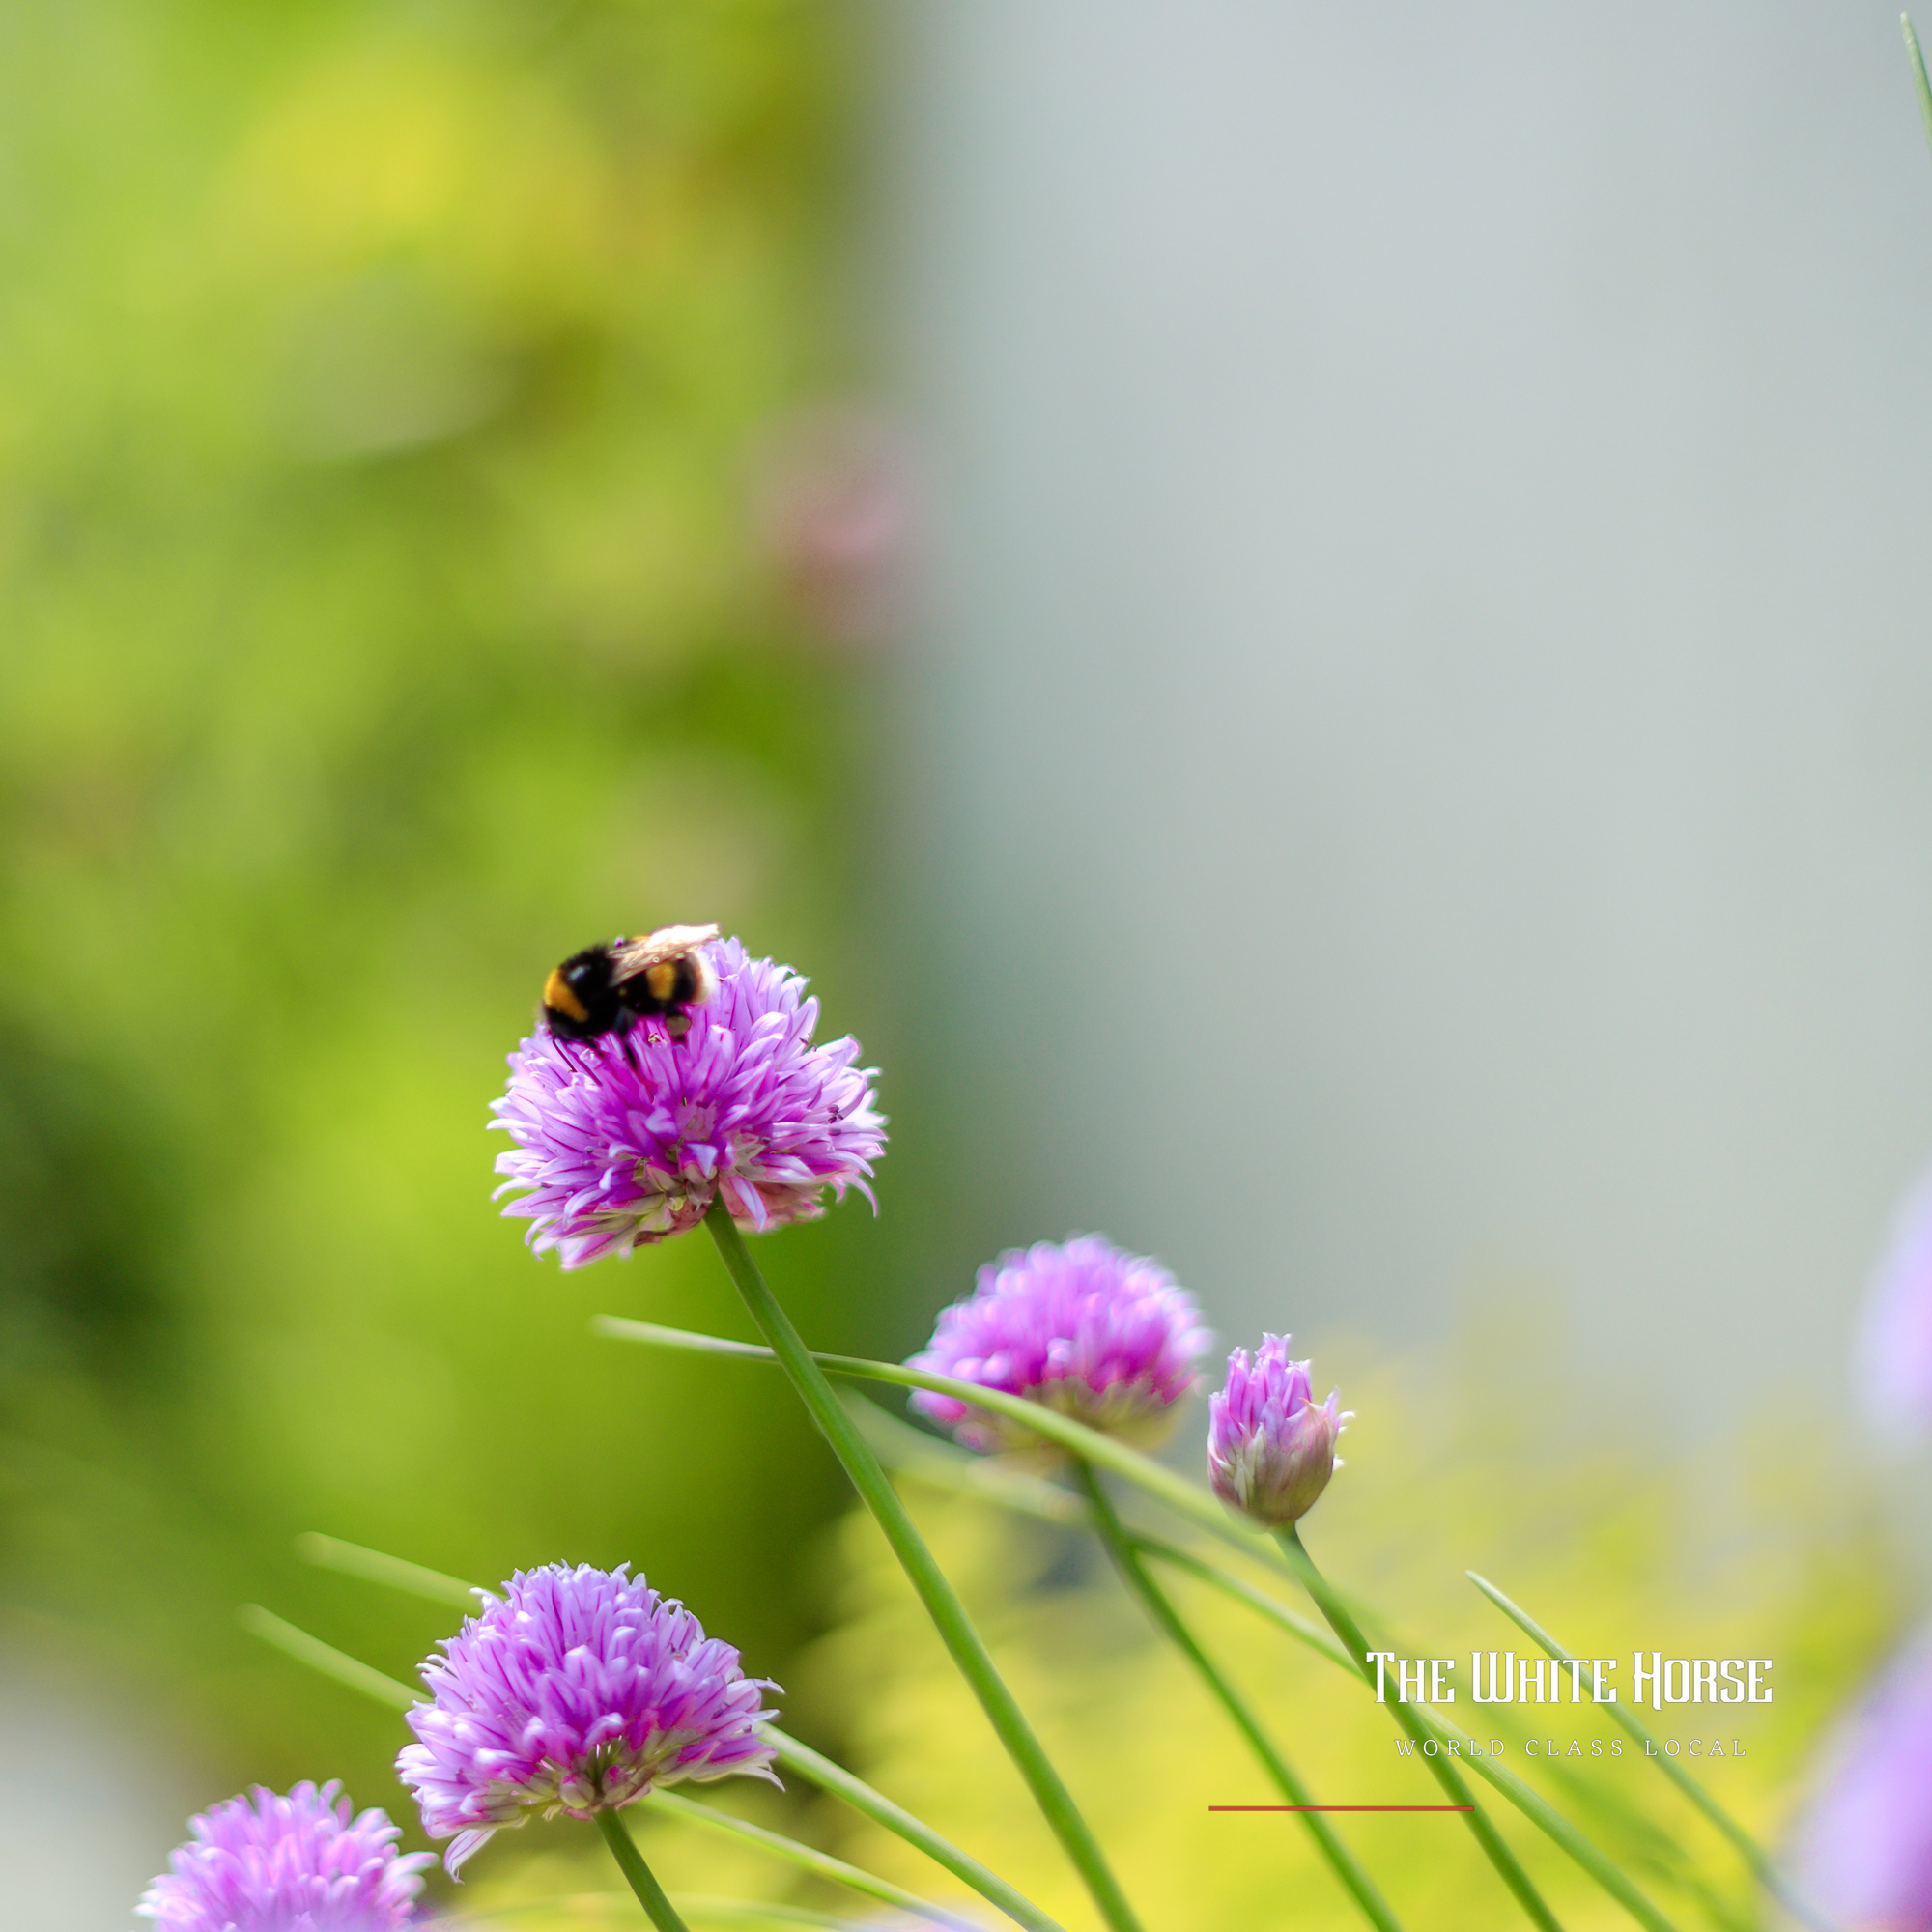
top-left (0, 0), bottom-right (909, 1859)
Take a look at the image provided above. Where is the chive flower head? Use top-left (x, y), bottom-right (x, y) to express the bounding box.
top-left (1792, 1622), bottom-right (1932, 1929)
top-left (138, 1782), bottom-right (428, 1932)
top-left (908, 1236), bottom-right (1210, 1452)
top-left (492, 937), bottom-right (885, 1265)
top-left (1208, 1335), bottom-right (1348, 1526)
top-left (1855, 1168), bottom-right (1932, 1444)
top-left (396, 1562), bottom-right (780, 1876)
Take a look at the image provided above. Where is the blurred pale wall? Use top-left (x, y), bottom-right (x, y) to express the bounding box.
top-left (885, 0), bottom-right (1932, 1426)
top-left (0, 1670), bottom-right (183, 1932)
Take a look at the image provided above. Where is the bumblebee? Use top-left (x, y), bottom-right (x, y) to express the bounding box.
top-left (541, 923), bottom-right (721, 1042)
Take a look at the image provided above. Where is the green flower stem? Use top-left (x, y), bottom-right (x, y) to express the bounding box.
top-left (664, 1901), bottom-right (884, 1932)
top-left (295, 1532), bottom-right (478, 1609)
top-left (1407, 1712), bottom-right (1683, 1932)
top-left (596, 1319), bottom-right (1686, 1928)
top-left (837, 1386), bottom-right (1355, 1672)
top-left (1162, 1553), bottom-right (1677, 1932)
top-left (441, 1899), bottom-right (860, 1932)
top-left (593, 1314), bottom-right (1269, 1562)
top-left (649, 1789), bottom-right (983, 1932)
top-left (1276, 1526), bottom-right (1565, 1932)
top-left (1070, 1460), bottom-right (1406, 1932)
top-left (839, 1386), bottom-right (1092, 1525)
top-left (588, 1330), bottom-right (1700, 1928)
top-left (1128, 1540), bottom-right (1351, 1669)
top-left (1132, 1559), bottom-right (1690, 1932)
top-left (237, 1604), bottom-right (415, 1709)
top-left (763, 1728), bottom-right (1068, 1932)
top-left (596, 1809), bottom-right (694, 1932)
top-left (1906, 14), bottom-right (1932, 160)
top-left (663, 1901), bottom-right (873, 1932)
top-left (699, 1203), bottom-right (1144, 1932)
top-left (1465, 1572), bottom-right (1838, 1932)
top-left (817, 1407), bottom-right (1693, 1932)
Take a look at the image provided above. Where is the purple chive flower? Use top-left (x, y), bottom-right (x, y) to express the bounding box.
top-left (492, 936), bottom-right (885, 1266)
top-left (1854, 1166), bottom-right (1932, 1443)
top-left (1790, 1623), bottom-right (1932, 1929)
top-left (138, 1782), bottom-right (428, 1932)
top-left (1208, 1335), bottom-right (1349, 1526)
top-left (908, 1236), bottom-right (1210, 1452)
top-left (397, 1562), bottom-right (780, 1876)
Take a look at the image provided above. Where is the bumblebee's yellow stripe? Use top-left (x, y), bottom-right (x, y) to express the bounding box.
top-left (543, 967), bottom-right (590, 1023)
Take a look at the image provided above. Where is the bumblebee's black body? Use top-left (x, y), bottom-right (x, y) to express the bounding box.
top-left (541, 923), bottom-right (721, 1042)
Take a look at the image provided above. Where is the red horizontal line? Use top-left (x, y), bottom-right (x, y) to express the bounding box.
top-left (1209, 1804), bottom-right (1475, 1813)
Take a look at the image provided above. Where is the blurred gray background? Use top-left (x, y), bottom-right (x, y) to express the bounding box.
top-left (886, 0), bottom-right (1932, 1428)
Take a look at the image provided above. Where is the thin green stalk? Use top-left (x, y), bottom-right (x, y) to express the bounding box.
top-left (699, 1203), bottom-right (1143, 1932)
top-left (665, 1901), bottom-right (875, 1932)
top-left (838, 1385), bottom-right (1350, 1669)
top-left (296, 1532), bottom-right (479, 1609)
top-left (1131, 1540), bottom-right (1352, 1670)
top-left (600, 1319), bottom-right (1686, 1927)
top-left (1465, 1572), bottom-right (1840, 1932)
top-left (1277, 1526), bottom-right (1565, 1932)
top-left (1070, 1461), bottom-right (1405, 1932)
top-left (441, 1899), bottom-right (857, 1932)
top-left (594, 1313), bottom-right (1269, 1563)
top-left (597, 1809), bottom-right (693, 1932)
top-left (1126, 1551), bottom-right (1688, 1931)
top-left (826, 1410), bottom-right (1691, 1932)
top-left (238, 1605), bottom-right (415, 1709)
top-left (764, 1729), bottom-right (1067, 1932)
top-left (649, 1789), bottom-right (982, 1932)
top-left (1905, 14), bottom-right (1932, 160)
top-left (1403, 1707), bottom-right (1682, 1932)
top-left (840, 1387), bottom-right (1090, 1525)
top-left (667, 1902), bottom-right (884, 1932)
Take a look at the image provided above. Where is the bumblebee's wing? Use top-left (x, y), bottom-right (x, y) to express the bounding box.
top-left (606, 922), bottom-right (722, 986)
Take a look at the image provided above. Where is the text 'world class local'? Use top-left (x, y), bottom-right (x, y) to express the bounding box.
top-left (1392, 1735), bottom-right (1747, 1760)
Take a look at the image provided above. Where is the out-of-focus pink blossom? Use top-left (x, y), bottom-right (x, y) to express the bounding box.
top-left (139, 1782), bottom-right (428, 1931)
top-left (1790, 1622), bottom-right (1932, 1930)
top-left (752, 405), bottom-right (913, 644)
top-left (1854, 1168), bottom-right (1932, 1441)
